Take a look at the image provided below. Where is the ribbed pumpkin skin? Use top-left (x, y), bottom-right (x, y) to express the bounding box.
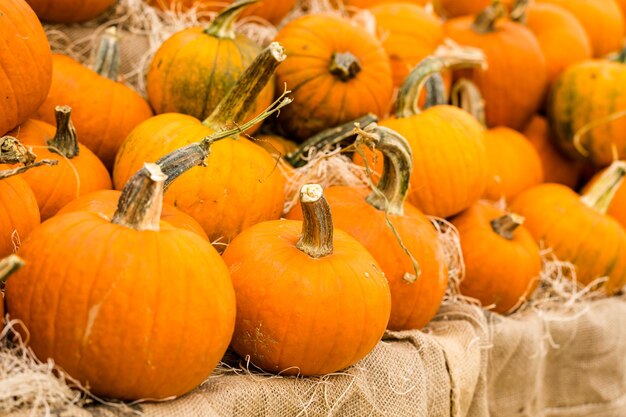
top-left (525, 3), bottom-right (592, 91)
top-left (445, 18), bottom-right (547, 131)
top-left (511, 184), bottom-right (626, 294)
top-left (25, 0), bottom-right (115, 23)
top-left (548, 60), bottom-right (626, 167)
top-left (286, 186), bottom-right (448, 331)
top-left (0, 0), bottom-right (52, 136)
top-left (522, 116), bottom-right (583, 188)
top-left (147, 28), bottom-right (273, 135)
top-left (452, 202), bottom-right (541, 314)
top-left (583, 169), bottom-right (626, 230)
top-left (346, 0), bottom-right (427, 7)
top-left (57, 190), bottom-right (209, 240)
top-left (148, 0), bottom-right (296, 24)
top-left (370, 4), bottom-right (444, 88)
top-left (437, 0), bottom-right (490, 17)
top-left (35, 55), bottom-right (153, 169)
top-left (0, 177), bottom-right (39, 258)
top-left (5, 211), bottom-right (236, 400)
top-left (222, 219), bottom-right (391, 376)
top-left (275, 15), bottom-right (393, 141)
top-left (10, 120), bottom-right (112, 220)
top-left (539, 0), bottom-right (624, 58)
top-left (483, 127), bottom-right (544, 202)
top-left (113, 114), bottom-right (285, 243)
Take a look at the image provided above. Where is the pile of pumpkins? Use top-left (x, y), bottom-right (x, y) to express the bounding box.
top-left (1, 0), bottom-right (626, 403)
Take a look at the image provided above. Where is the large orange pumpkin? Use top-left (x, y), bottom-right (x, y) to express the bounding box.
top-left (147, 1), bottom-right (274, 134)
top-left (25, 0), bottom-right (115, 22)
top-left (114, 43), bottom-right (288, 243)
top-left (275, 14), bottom-right (393, 141)
top-left (0, 0), bottom-right (52, 136)
top-left (452, 202), bottom-right (541, 313)
top-left (35, 29), bottom-right (153, 169)
top-left (5, 163), bottom-right (236, 400)
top-left (287, 125), bottom-right (448, 330)
top-left (538, 0), bottom-right (624, 58)
top-left (511, 161), bottom-right (626, 294)
top-left (11, 107), bottom-right (112, 220)
top-left (223, 184), bottom-right (391, 375)
top-left (445, 3), bottom-right (547, 130)
top-left (149, 0), bottom-right (296, 24)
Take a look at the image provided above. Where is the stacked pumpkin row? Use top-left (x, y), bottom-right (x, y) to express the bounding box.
top-left (1, 0), bottom-right (626, 406)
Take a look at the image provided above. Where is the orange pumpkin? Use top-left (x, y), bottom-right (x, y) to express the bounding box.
top-left (511, 161), bottom-right (626, 294)
top-left (5, 163), bottom-right (236, 400)
top-left (618, 0), bottom-right (626, 21)
top-left (147, 1), bottom-right (273, 134)
top-left (287, 126), bottom-right (448, 330)
top-left (452, 202), bottom-right (541, 313)
top-left (35, 29), bottom-right (153, 169)
top-left (0, 0), bottom-right (52, 136)
top-left (522, 116), bottom-right (583, 188)
top-left (445, 3), bottom-right (547, 130)
top-left (114, 43), bottom-right (288, 243)
top-left (275, 14), bottom-right (393, 141)
top-left (149, 0), bottom-right (296, 24)
top-left (538, 0), bottom-right (624, 58)
top-left (345, 0), bottom-right (428, 8)
top-left (223, 184), bottom-right (391, 375)
top-left (583, 166), bottom-right (626, 230)
top-left (436, 0), bottom-right (490, 18)
top-left (25, 0), bottom-right (115, 22)
top-left (57, 190), bottom-right (209, 241)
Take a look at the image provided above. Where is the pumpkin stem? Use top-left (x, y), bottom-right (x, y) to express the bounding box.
top-left (509, 0), bottom-right (530, 24)
top-left (93, 26), bottom-right (121, 81)
top-left (423, 73), bottom-right (447, 110)
top-left (48, 106), bottom-right (80, 159)
top-left (491, 213), bottom-right (525, 240)
top-left (609, 47), bottom-right (626, 64)
top-left (0, 136), bottom-right (37, 165)
top-left (204, 0), bottom-right (259, 39)
top-left (581, 161), bottom-right (626, 214)
top-left (286, 114), bottom-right (378, 167)
top-left (472, 1), bottom-right (507, 34)
top-left (451, 78), bottom-right (487, 127)
top-left (0, 255), bottom-right (24, 286)
top-left (0, 160), bottom-right (59, 180)
top-left (203, 42), bottom-right (286, 129)
top-left (296, 184), bottom-right (334, 258)
top-left (396, 42), bottom-right (485, 119)
top-left (329, 52), bottom-right (362, 82)
top-left (112, 163), bottom-right (167, 231)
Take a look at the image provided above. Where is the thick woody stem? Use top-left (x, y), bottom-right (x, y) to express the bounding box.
top-left (329, 52), bottom-right (362, 82)
top-left (93, 26), bottom-right (121, 80)
top-left (0, 255), bottom-right (24, 286)
top-left (451, 78), bottom-right (487, 127)
top-left (491, 213), bottom-right (525, 240)
top-left (48, 106), bottom-right (79, 159)
top-left (296, 184), bottom-right (334, 258)
top-left (472, 2), bottom-right (507, 34)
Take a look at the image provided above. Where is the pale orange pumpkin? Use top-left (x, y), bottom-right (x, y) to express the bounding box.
top-left (25, 0), bottom-right (115, 22)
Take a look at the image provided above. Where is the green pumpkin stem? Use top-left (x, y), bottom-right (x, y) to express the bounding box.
top-left (581, 161), bottom-right (626, 214)
top-left (509, 0), bottom-right (530, 24)
top-left (0, 255), bottom-right (24, 286)
top-left (423, 73), bottom-right (447, 110)
top-left (296, 184), bottom-right (334, 258)
top-left (112, 163), bottom-right (166, 231)
top-left (396, 42), bottom-right (485, 119)
top-left (48, 106), bottom-right (79, 159)
top-left (491, 213), bottom-right (524, 240)
top-left (329, 52), bottom-right (362, 82)
top-left (93, 26), bottom-right (121, 81)
top-left (286, 114), bottom-right (378, 167)
top-left (609, 47), bottom-right (626, 64)
top-left (472, 1), bottom-right (507, 34)
top-left (203, 42), bottom-right (286, 129)
top-left (204, 0), bottom-right (259, 39)
top-left (451, 78), bottom-right (487, 127)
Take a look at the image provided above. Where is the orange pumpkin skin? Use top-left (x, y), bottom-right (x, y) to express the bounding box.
top-left (0, 0), bottom-right (52, 136)
top-left (275, 15), bottom-right (393, 141)
top-left (583, 169), bottom-right (626, 230)
top-left (255, 134), bottom-right (298, 156)
top-left (148, 0), bottom-right (296, 24)
top-left (147, 28), bottom-right (273, 134)
top-left (618, 0), bottom-right (626, 20)
top-left (113, 114), bottom-right (285, 243)
top-left (483, 127), bottom-right (544, 202)
top-left (35, 55), bottom-right (153, 169)
top-left (538, 0), bottom-right (625, 58)
top-left (452, 202), bottom-right (541, 313)
top-left (25, 0), bottom-right (115, 23)
top-left (511, 184), bottom-right (626, 294)
top-left (57, 190), bottom-right (209, 241)
top-left (522, 116), bottom-right (583, 188)
top-left (10, 120), bottom-right (112, 220)
top-left (445, 17), bottom-right (547, 131)
top-left (5, 211), bottom-right (236, 400)
top-left (0, 176), bottom-right (39, 258)
top-left (286, 186), bottom-right (447, 330)
top-left (525, 3), bottom-right (592, 92)
top-left (222, 219), bottom-right (391, 375)
top-left (345, 0), bottom-right (427, 7)
top-left (370, 3), bottom-right (444, 88)
top-left (437, 0), bottom-right (490, 17)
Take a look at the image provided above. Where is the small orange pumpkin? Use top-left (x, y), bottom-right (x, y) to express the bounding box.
top-left (223, 184), bottom-right (391, 375)
top-left (25, 0), bottom-right (115, 22)
top-left (452, 202), bottom-right (541, 313)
